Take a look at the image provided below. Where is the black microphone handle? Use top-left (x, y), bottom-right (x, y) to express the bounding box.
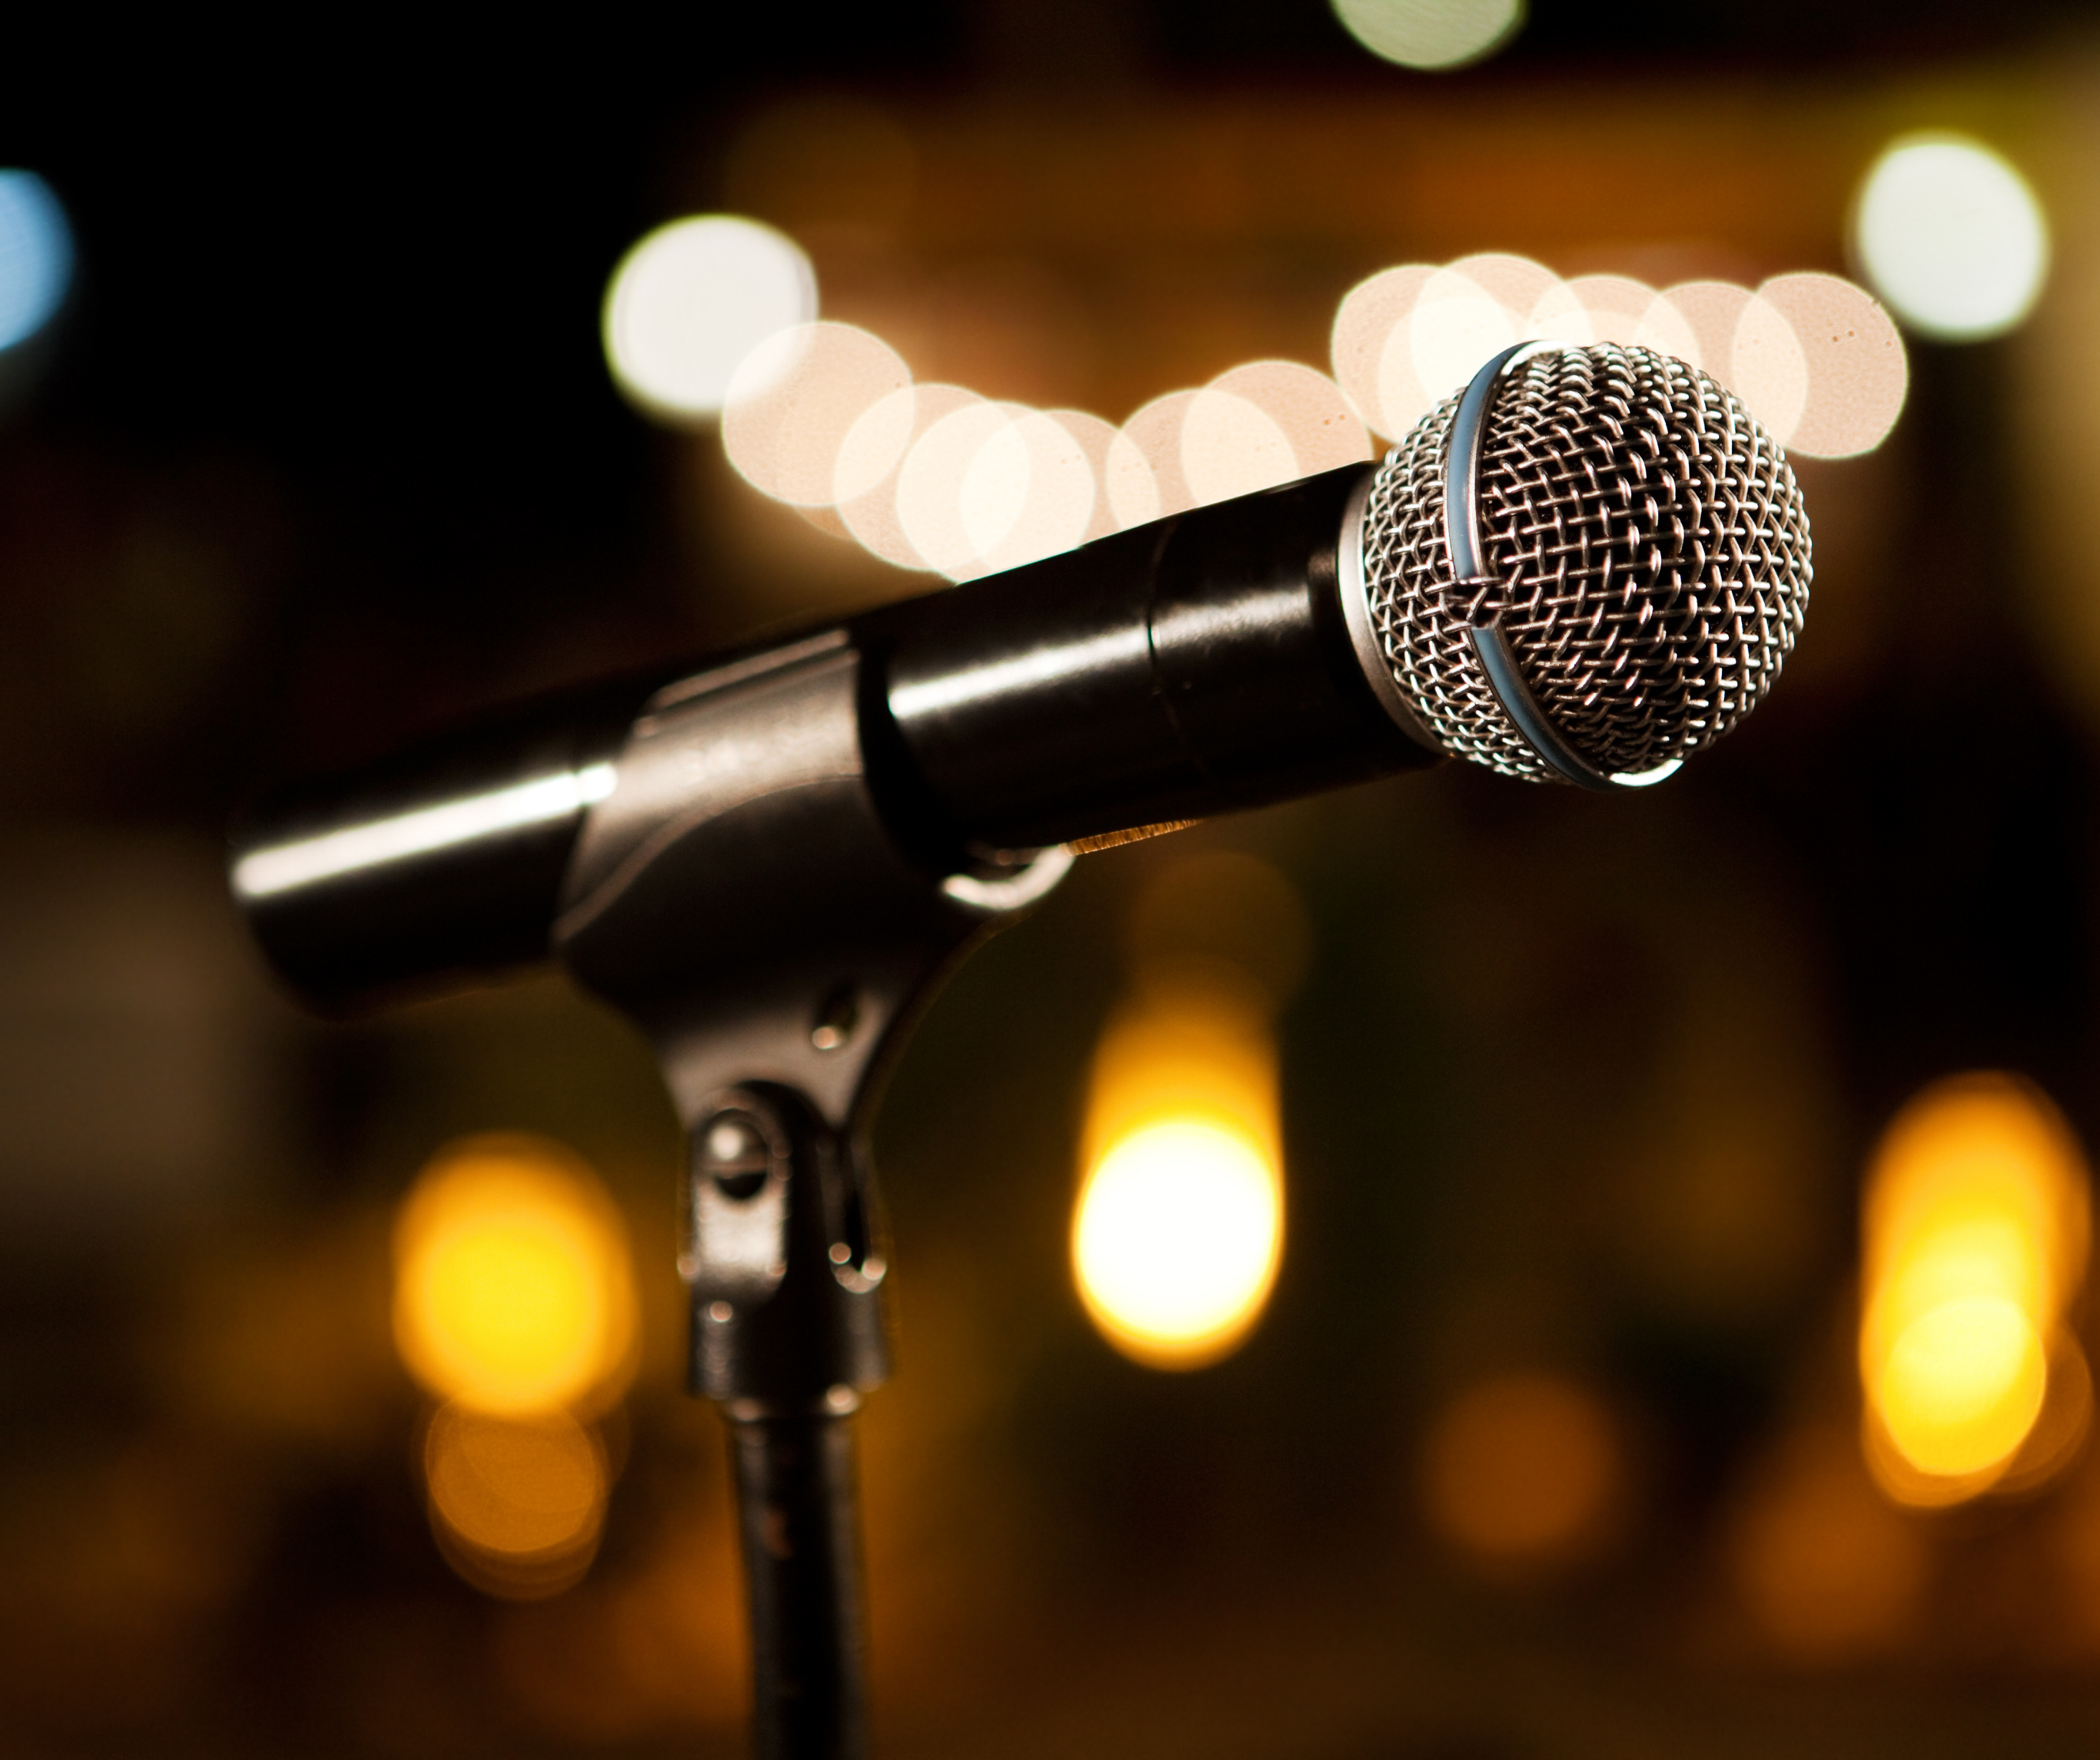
top-left (868, 460), bottom-right (1430, 855)
top-left (232, 462), bottom-right (1435, 1013)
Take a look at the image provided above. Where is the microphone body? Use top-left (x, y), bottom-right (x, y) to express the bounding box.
top-left (871, 462), bottom-right (1427, 853)
top-left (235, 462), bottom-right (1432, 1013)
top-left (234, 342), bottom-right (1812, 1015)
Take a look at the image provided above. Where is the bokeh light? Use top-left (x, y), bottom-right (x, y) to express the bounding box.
top-left (1074, 867), bottom-right (1297, 1370)
top-left (1074, 1119), bottom-right (1282, 1366)
top-left (837, 382), bottom-right (979, 570)
top-left (1182, 361), bottom-right (1371, 507)
top-left (1551, 274), bottom-right (1647, 346)
top-left (698, 233), bottom-right (1906, 587)
top-left (889, 397), bottom-right (1108, 580)
top-left (1046, 409), bottom-right (1121, 545)
top-left (0, 170), bottom-right (73, 353)
top-left (896, 397), bottom-right (1029, 577)
top-left (1545, 275), bottom-right (1703, 366)
top-left (1332, 264), bottom-right (1435, 439)
top-left (1860, 1074), bottom-right (2091, 1504)
top-left (1327, 255), bottom-right (1903, 463)
top-left (1853, 133), bottom-right (2049, 342)
top-left (1179, 384), bottom-right (1304, 509)
top-left (1729, 290), bottom-right (1811, 446)
top-left (1420, 1372), bottom-right (1620, 1568)
top-left (1451, 252), bottom-right (1561, 324)
top-left (1663, 279), bottom-right (1752, 382)
top-left (1728, 273), bottom-right (1909, 454)
top-left (962, 408), bottom-right (1103, 577)
top-left (393, 1135), bottom-right (639, 1417)
top-left (603, 214), bottom-right (816, 424)
top-left (1331, 0), bottom-right (1525, 70)
top-left (1107, 389), bottom-right (1200, 526)
top-left (1408, 259), bottom-right (1533, 409)
top-left (1745, 273), bottom-right (1908, 457)
top-left (1728, 1427), bottom-right (1928, 1661)
top-left (424, 1403), bottom-right (608, 1600)
top-left (723, 321), bottom-right (911, 506)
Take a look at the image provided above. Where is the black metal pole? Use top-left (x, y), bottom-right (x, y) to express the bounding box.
top-left (728, 1408), bottom-right (869, 1760)
top-left (675, 1085), bottom-right (889, 1760)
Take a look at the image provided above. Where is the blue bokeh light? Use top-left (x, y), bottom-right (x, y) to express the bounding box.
top-left (0, 171), bottom-right (74, 353)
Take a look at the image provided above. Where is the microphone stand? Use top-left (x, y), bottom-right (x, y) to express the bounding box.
top-left (553, 632), bottom-right (1069, 1759)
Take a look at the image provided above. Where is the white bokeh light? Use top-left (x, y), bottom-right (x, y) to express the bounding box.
top-left (1753, 273), bottom-right (1908, 459)
top-left (1182, 388), bottom-right (1295, 509)
top-left (1410, 265), bottom-right (1517, 407)
top-left (1047, 409), bottom-right (1121, 545)
top-left (1332, 264), bottom-right (1435, 437)
top-left (1853, 134), bottom-right (2049, 342)
top-left (965, 409), bottom-right (1101, 577)
top-left (1665, 282), bottom-right (1754, 390)
top-left (722, 322), bottom-right (910, 506)
top-left (838, 383), bottom-right (980, 571)
top-left (896, 399), bottom-right (1026, 578)
top-left (1182, 362), bottom-right (1370, 508)
top-left (1730, 292), bottom-right (1811, 447)
top-left (1522, 275), bottom-right (1703, 366)
top-left (603, 215), bottom-right (816, 425)
top-left (1331, 0), bottom-right (1524, 69)
top-left (1109, 389), bottom-right (1202, 527)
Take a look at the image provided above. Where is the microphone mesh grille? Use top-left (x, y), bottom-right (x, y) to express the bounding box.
top-left (1359, 343), bottom-right (1813, 782)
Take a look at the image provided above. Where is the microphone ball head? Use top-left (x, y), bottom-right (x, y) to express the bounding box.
top-left (1359, 343), bottom-right (1813, 785)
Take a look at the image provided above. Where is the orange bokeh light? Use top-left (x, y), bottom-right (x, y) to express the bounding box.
top-left (424, 1403), bottom-right (609, 1600)
top-left (1729, 1427), bottom-right (1928, 1661)
top-left (1420, 1371), bottom-right (1620, 1568)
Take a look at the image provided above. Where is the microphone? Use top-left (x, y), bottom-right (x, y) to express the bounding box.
top-left (227, 340), bottom-right (1813, 1760)
top-left (232, 341), bottom-right (1812, 1013)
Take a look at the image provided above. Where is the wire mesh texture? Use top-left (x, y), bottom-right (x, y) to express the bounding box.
top-left (1361, 343), bottom-right (1813, 782)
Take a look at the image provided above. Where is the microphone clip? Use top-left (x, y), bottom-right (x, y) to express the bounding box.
top-left (553, 625), bottom-right (1069, 1407)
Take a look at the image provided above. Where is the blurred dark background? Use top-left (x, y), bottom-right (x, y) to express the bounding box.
top-left (6, 3), bottom-right (2100, 1755)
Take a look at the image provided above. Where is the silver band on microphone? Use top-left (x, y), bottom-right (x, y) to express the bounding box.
top-left (1337, 464), bottom-right (1443, 757)
top-left (1444, 342), bottom-right (1681, 794)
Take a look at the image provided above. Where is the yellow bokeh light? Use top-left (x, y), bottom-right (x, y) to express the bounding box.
top-left (1860, 1074), bottom-right (2091, 1504)
top-left (1875, 1297), bottom-right (2046, 1478)
top-left (393, 1135), bottom-right (638, 1417)
top-left (1073, 965), bottom-right (1284, 1370)
top-left (424, 1403), bottom-right (608, 1600)
top-left (1075, 1120), bottom-right (1281, 1366)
